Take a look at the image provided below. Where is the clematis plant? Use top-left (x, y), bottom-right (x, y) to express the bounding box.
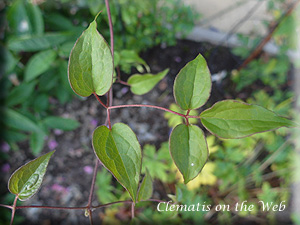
top-left (2, 6), bottom-right (295, 225)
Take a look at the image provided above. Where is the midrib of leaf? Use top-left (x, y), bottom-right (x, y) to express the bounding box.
top-left (187, 126), bottom-right (192, 180)
top-left (110, 132), bottom-right (135, 200)
top-left (188, 65), bottom-right (197, 109)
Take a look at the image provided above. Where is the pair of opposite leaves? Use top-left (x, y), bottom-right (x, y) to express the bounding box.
top-left (8, 14), bottom-right (293, 203)
top-left (67, 15), bottom-right (294, 203)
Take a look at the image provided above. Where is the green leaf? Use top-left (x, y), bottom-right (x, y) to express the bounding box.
top-left (7, 0), bottom-right (31, 36)
top-left (2, 129), bottom-right (27, 143)
top-left (174, 54), bottom-right (211, 110)
top-left (68, 16), bottom-right (113, 97)
top-left (2, 108), bottom-right (41, 132)
top-left (24, 49), bottom-right (57, 82)
top-left (39, 68), bottom-right (59, 91)
top-left (1, 47), bottom-right (19, 75)
top-left (200, 100), bottom-right (295, 139)
top-left (8, 32), bottom-right (73, 52)
top-left (137, 169), bottom-right (153, 202)
top-left (43, 116), bottom-right (79, 131)
top-left (92, 123), bottom-right (142, 202)
top-left (58, 41), bottom-right (75, 57)
top-left (8, 151), bottom-right (55, 201)
top-left (128, 69), bottom-right (169, 95)
top-left (45, 13), bottom-right (77, 31)
top-left (6, 81), bottom-right (36, 107)
top-left (169, 124), bottom-right (208, 184)
top-left (33, 94), bottom-right (49, 112)
top-left (30, 132), bottom-right (46, 156)
top-left (6, 0), bottom-right (44, 36)
top-left (25, 1), bottom-right (44, 35)
top-left (118, 50), bottom-right (150, 73)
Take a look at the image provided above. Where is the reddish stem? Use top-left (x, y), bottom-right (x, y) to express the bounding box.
top-left (93, 200), bottom-right (132, 209)
top-left (16, 205), bottom-right (87, 210)
top-left (108, 104), bottom-right (199, 119)
top-left (185, 109), bottom-right (191, 125)
top-left (116, 66), bottom-right (130, 86)
top-left (0, 204), bottom-right (13, 209)
top-left (10, 195), bottom-right (18, 225)
top-left (131, 202), bottom-right (135, 219)
top-left (87, 159), bottom-right (100, 207)
top-left (141, 199), bottom-right (167, 203)
top-left (104, 0), bottom-right (114, 127)
top-left (93, 92), bottom-right (107, 108)
top-left (14, 201), bottom-right (131, 210)
top-left (105, 0), bottom-right (114, 57)
top-left (107, 108), bottom-right (112, 129)
top-left (237, 0), bottom-right (300, 71)
top-left (118, 80), bottom-right (130, 86)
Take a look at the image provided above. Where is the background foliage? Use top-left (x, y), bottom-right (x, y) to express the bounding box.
top-left (0, 0), bottom-right (298, 224)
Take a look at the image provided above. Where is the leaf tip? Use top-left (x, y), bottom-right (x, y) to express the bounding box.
top-left (94, 10), bottom-right (103, 21)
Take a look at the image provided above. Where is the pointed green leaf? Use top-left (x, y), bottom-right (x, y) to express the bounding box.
top-left (169, 124), bottom-right (208, 184)
top-left (25, 2), bottom-right (44, 35)
top-left (6, 81), bottom-right (37, 107)
top-left (3, 108), bottom-right (41, 132)
top-left (42, 116), bottom-right (79, 131)
top-left (174, 54), bottom-right (211, 110)
top-left (7, 32), bottom-right (74, 52)
top-left (93, 123), bottom-right (142, 202)
top-left (2, 129), bottom-right (27, 143)
top-left (30, 132), bottom-right (46, 156)
top-left (7, 0), bottom-right (31, 36)
top-left (7, 0), bottom-right (44, 36)
top-left (200, 100), bottom-right (295, 139)
top-left (68, 16), bottom-right (113, 97)
top-left (25, 49), bottom-right (57, 82)
top-left (8, 151), bottom-right (55, 201)
top-left (128, 69), bottom-right (169, 95)
top-left (137, 169), bottom-right (153, 202)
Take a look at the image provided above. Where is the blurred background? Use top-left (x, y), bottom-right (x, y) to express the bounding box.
top-left (0, 0), bottom-right (299, 224)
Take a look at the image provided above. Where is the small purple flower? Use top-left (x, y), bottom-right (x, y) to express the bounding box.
top-left (121, 87), bottom-right (129, 94)
top-left (51, 184), bottom-right (68, 193)
top-left (83, 165), bottom-right (93, 174)
top-left (48, 139), bottom-right (58, 150)
top-left (0, 142), bottom-right (10, 153)
top-left (1, 163), bottom-right (10, 173)
top-left (90, 119), bottom-right (98, 127)
top-left (174, 56), bottom-right (182, 63)
top-left (54, 129), bottom-right (63, 136)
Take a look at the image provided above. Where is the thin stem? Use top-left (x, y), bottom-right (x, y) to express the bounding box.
top-left (14, 201), bottom-right (132, 211)
top-left (141, 199), bottom-right (166, 203)
top-left (93, 200), bottom-right (132, 209)
top-left (87, 159), bottom-right (100, 207)
top-left (105, 0), bottom-right (114, 57)
top-left (93, 92), bottom-right (107, 108)
top-left (131, 202), bottom-right (135, 219)
top-left (238, 0), bottom-right (300, 71)
top-left (185, 109), bottom-right (191, 125)
top-left (89, 210), bottom-right (94, 225)
top-left (107, 108), bottom-right (112, 129)
top-left (0, 204), bottom-right (13, 209)
top-left (16, 205), bottom-right (87, 210)
top-left (104, 0), bottom-right (114, 127)
top-left (117, 66), bottom-right (121, 81)
top-left (116, 66), bottom-right (130, 86)
top-left (109, 104), bottom-right (189, 118)
top-left (118, 80), bottom-right (130, 86)
top-left (10, 195), bottom-right (18, 225)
